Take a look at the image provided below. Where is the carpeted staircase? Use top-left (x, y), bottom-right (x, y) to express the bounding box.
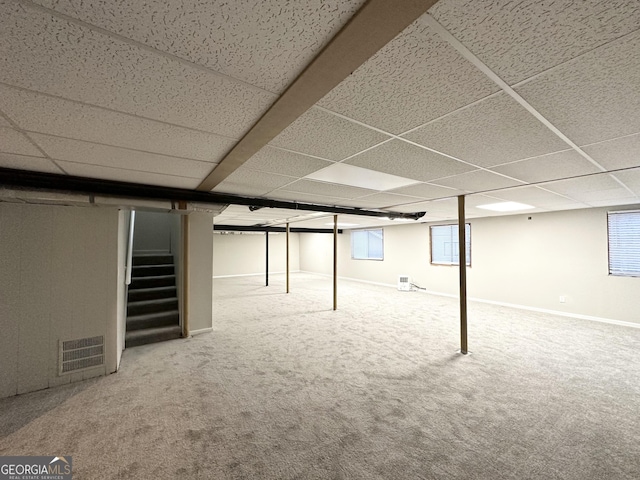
top-left (125, 253), bottom-right (182, 347)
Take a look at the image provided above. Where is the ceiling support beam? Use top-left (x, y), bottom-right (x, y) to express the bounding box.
top-left (197, 0), bottom-right (441, 191)
top-left (0, 168), bottom-right (425, 220)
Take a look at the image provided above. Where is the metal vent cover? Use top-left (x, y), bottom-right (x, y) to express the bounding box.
top-left (59, 335), bottom-right (104, 375)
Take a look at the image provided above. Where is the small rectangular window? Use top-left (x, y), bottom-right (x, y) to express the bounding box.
top-left (351, 228), bottom-right (383, 260)
top-left (608, 210), bottom-right (640, 277)
top-left (430, 224), bottom-right (471, 266)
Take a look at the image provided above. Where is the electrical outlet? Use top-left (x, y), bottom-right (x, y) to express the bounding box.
top-left (559, 296), bottom-right (566, 303)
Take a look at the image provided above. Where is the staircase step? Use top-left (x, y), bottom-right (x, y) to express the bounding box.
top-left (125, 325), bottom-right (182, 348)
top-left (130, 274), bottom-right (176, 289)
top-left (128, 286), bottom-right (177, 302)
top-left (133, 254), bottom-right (174, 266)
top-left (126, 310), bottom-right (180, 331)
top-left (132, 264), bottom-right (174, 277)
top-left (127, 297), bottom-right (179, 316)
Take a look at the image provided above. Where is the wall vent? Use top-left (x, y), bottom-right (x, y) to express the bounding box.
top-left (59, 335), bottom-right (104, 375)
top-left (398, 275), bottom-right (411, 291)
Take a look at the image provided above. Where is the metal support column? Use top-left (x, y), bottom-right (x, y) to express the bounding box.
top-left (286, 223), bottom-right (290, 293)
top-left (265, 231), bottom-right (269, 287)
top-left (333, 215), bottom-right (338, 311)
top-left (458, 195), bottom-right (468, 354)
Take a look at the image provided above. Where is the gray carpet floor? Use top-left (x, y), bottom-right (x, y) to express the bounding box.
top-left (1, 273), bottom-right (639, 479)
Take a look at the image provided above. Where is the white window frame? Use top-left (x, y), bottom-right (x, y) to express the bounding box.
top-left (430, 223), bottom-right (471, 266)
top-left (607, 210), bottom-right (640, 277)
top-left (351, 228), bottom-right (384, 261)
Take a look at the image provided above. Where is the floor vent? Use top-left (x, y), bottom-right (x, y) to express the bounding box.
top-left (59, 335), bottom-right (104, 375)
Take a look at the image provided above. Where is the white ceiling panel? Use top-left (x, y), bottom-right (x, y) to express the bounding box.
top-left (30, 134), bottom-right (215, 179)
top-left (0, 153), bottom-right (61, 173)
top-left (244, 147), bottom-right (333, 178)
top-left (345, 140), bottom-right (475, 182)
top-left (488, 186), bottom-right (585, 208)
top-left (586, 198), bottom-right (640, 208)
top-left (56, 162), bottom-right (201, 189)
top-left (318, 19), bottom-right (498, 134)
top-left (31, 0), bottom-right (366, 94)
top-left (515, 30), bottom-right (640, 146)
top-left (277, 179), bottom-right (377, 199)
top-left (432, 170), bottom-right (524, 192)
top-left (0, 85), bottom-right (236, 163)
top-left (544, 174), bottom-right (634, 203)
top-left (430, 0), bottom-right (640, 85)
top-left (490, 150), bottom-right (602, 184)
top-left (612, 169), bottom-right (640, 196)
top-left (583, 134), bottom-right (640, 171)
top-left (353, 192), bottom-right (424, 209)
top-left (403, 94), bottom-right (568, 168)
top-left (213, 169), bottom-right (297, 196)
top-left (0, 127), bottom-right (43, 157)
top-left (269, 108), bottom-right (390, 161)
top-left (0, 2), bottom-right (276, 138)
top-left (387, 182), bottom-right (463, 200)
top-left (266, 190), bottom-right (352, 206)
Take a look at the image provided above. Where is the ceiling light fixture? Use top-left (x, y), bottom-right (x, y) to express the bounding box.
top-left (306, 163), bottom-right (419, 191)
top-left (477, 201), bottom-right (534, 212)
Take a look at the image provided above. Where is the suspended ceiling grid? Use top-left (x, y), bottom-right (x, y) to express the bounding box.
top-left (1, 0), bottom-right (640, 228)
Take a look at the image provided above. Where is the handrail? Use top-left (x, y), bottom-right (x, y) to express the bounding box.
top-left (125, 210), bottom-right (136, 285)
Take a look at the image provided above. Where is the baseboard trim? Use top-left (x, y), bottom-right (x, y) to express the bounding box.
top-left (190, 327), bottom-right (213, 336)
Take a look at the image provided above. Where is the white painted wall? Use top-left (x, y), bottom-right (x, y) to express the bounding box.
top-left (187, 212), bottom-right (214, 333)
top-left (0, 202), bottom-right (120, 398)
top-left (116, 209), bottom-right (130, 370)
top-left (299, 206), bottom-right (640, 325)
top-left (133, 211), bottom-right (175, 253)
top-left (212, 232), bottom-right (300, 277)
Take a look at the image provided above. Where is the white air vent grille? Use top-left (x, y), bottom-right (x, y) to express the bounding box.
top-left (59, 335), bottom-right (104, 375)
top-left (398, 275), bottom-right (411, 291)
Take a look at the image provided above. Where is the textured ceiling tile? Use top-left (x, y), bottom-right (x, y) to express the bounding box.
top-left (431, 170), bottom-right (524, 192)
top-left (0, 85), bottom-right (236, 163)
top-left (318, 20), bottom-right (498, 134)
top-left (30, 0), bottom-right (366, 93)
top-left (0, 2), bottom-right (276, 137)
top-left (267, 190), bottom-right (352, 206)
top-left (345, 140), bottom-right (475, 182)
top-left (213, 168), bottom-right (296, 196)
top-left (244, 147), bottom-right (333, 177)
top-left (403, 94), bottom-right (568, 167)
top-left (353, 192), bottom-right (424, 209)
top-left (30, 134), bottom-right (215, 179)
top-left (387, 182), bottom-right (463, 200)
top-left (280, 179), bottom-right (377, 199)
top-left (0, 128), bottom-right (43, 157)
top-left (586, 198), bottom-right (640, 208)
top-left (544, 174), bottom-right (632, 202)
top-left (612, 169), bottom-right (640, 196)
top-left (515, 31), bottom-right (640, 145)
top-left (56, 161), bottom-right (201, 189)
top-left (489, 186), bottom-right (581, 207)
top-left (583, 134), bottom-right (640, 171)
top-left (269, 108), bottom-right (390, 161)
top-left (430, 0), bottom-right (640, 85)
top-left (0, 153), bottom-right (60, 173)
top-left (490, 150), bottom-right (601, 183)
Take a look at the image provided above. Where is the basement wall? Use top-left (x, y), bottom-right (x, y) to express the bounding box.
top-left (187, 212), bottom-right (214, 334)
top-left (298, 206), bottom-right (640, 326)
top-left (212, 232), bottom-right (300, 277)
top-left (0, 202), bottom-right (120, 399)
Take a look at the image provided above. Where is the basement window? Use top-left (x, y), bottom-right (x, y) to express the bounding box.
top-left (351, 229), bottom-right (384, 260)
top-left (430, 224), bottom-right (471, 266)
top-left (607, 210), bottom-right (640, 277)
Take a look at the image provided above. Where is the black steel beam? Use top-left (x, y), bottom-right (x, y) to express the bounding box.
top-left (214, 225), bottom-right (343, 234)
top-left (0, 168), bottom-right (426, 220)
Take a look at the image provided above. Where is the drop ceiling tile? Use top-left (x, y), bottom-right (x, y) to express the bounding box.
top-left (213, 168), bottom-right (296, 196)
top-left (387, 182), bottom-right (463, 200)
top-left (345, 140), bottom-right (475, 182)
top-left (0, 85), bottom-right (236, 162)
top-left (489, 186), bottom-right (582, 208)
top-left (0, 153), bottom-right (60, 173)
top-left (431, 170), bottom-right (524, 193)
top-left (279, 179), bottom-right (377, 199)
top-left (353, 192), bottom-right (424, 209)
top-left (490, 150), bottom-right (601, 183)
top-left (318, 20), bottom-right (498, 134)
top-left (404, 94), bottom-right (568, 168)
top-left (31, 0), bottom-right (366, 94)
top-left (515, 30), bottom-right (640, 145)
top-left (0, 2), bottom-right (276, 137)
top-left (612, 169), bottom-right (640, 196)
top-left (544, 174), bottom-right (633, 203)
top-left (586, 198), bottom-right (640, 208)
top-left (30, 134), bottom-right (215, 179)
top-left (583, 134), bottom-right (640, 171)
top-left (382, 201), bottom-right (434, 214)
top-left (0, 128), bottom-right (43, 157)
top-left (244, 147), bottom-right (333, 177)
top-left (269, 108), bottom-right (390, 161)
top-left (56, 162), bottom-right (201, 189)
top-left (430, 0), bottom-right (640, 85)
top-left (267, 190), bottom-right (352, 206)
